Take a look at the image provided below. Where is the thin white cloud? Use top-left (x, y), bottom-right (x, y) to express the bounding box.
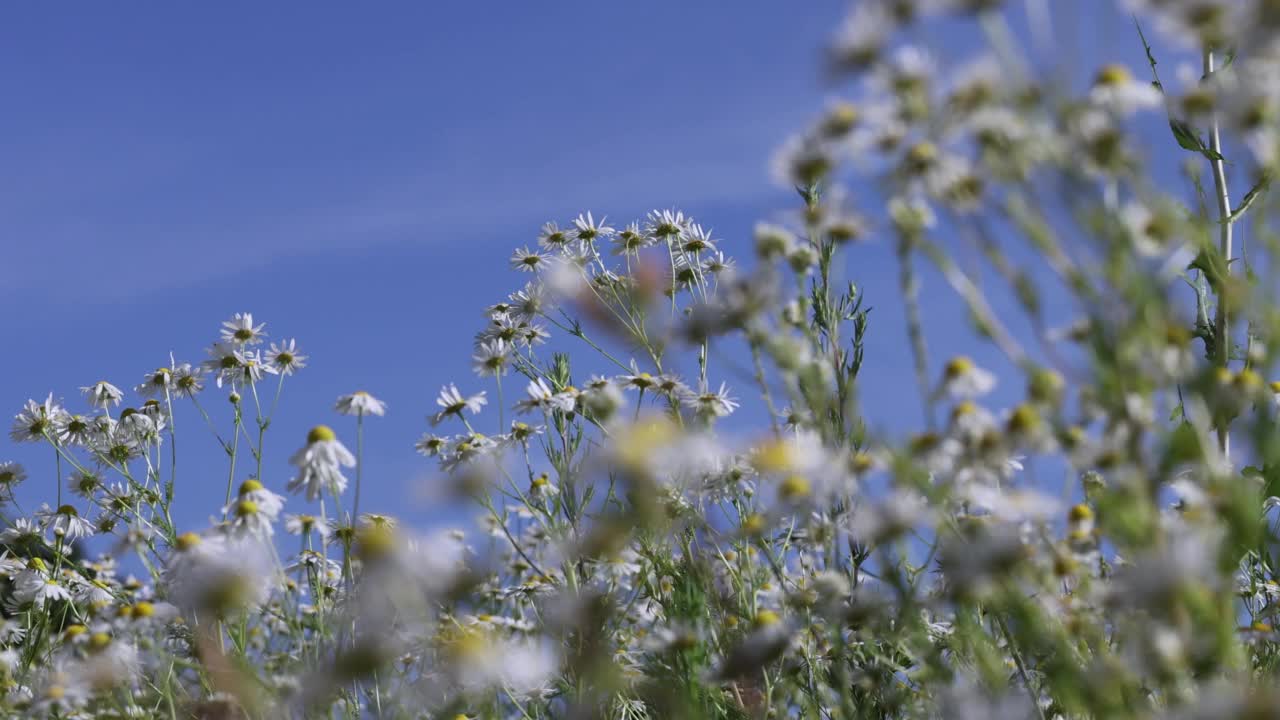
top-left (0, 104), bottom-right (809, 303)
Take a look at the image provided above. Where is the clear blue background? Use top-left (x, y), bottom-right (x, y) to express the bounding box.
top-left (0, 2), bottom-right (1202, 535)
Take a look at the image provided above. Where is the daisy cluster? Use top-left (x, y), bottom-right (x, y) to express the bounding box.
top-left (7, 1), bottom-right (1280, 718)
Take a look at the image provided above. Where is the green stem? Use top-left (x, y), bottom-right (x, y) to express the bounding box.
top-left (352, 413), bottom-right (364, 522)
top-left (1204, 48), bottom-right (1234, 463)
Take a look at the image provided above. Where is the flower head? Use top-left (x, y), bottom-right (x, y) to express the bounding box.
top-left (268, 339), bottom-right (308, 375)
top-left (220, 312), bottom-right (267, 345)
top-left (10, 394), bottom-right (65, 443)
top-left (432, 384), bottom-right (488, 426)
top-left (80, 381), bottom-right (124, 410)
top-left (287, 425), bottom-right (356, 502)
top-left (335, 390), bottom-right (387, 417)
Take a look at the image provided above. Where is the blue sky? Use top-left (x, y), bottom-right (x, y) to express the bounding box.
top-left (0, 2), bottom-right (1199, 534)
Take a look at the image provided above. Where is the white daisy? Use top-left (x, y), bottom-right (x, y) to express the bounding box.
top-left (234, 350), bottom-right (280, 386)
top-left (220, 312), bottom-right (267, 345)
top-left (432, 384), bottom-right (488, 426)
top-left (440, 433), bottom-right (500, 472)
top-left (170, 363), bottom-right (205, 398)
top-left (0, 462), bottom-right (26, 492)
top-left (515, 378), bottom-right (576, 414)
top-left (119, 408), bottom-right (162, 443)
top-left (936, 356), bottom-right (997, 399)
top-left (618, 361), bottom-right (659, 392)
top-left (507, 282), bottom-right (547, 322)
top-left (35, 504), bottom-right (95, 542)
top-left (89, 420), bottom-right (142, 465)
top-left (1120, 201), bottom-right (1190, 261)
top-left (287, 425), bottom-right (355, 502)
top-left (828, 2), bottom-right (895, 72)
top-left (30, 668), bottom-right (89, 715)
top-left (529, 472), bottom-right (559, 499)
top-left (701, 250), bottom-right (735, 276)
top-left (203, 342), bottom-right (246, 388)
top-left (135, 367), bottom-right (174, 398)
top-left (80, 380), bottom-right (124, 410)
top-left (511, 246), bottom-right (550, 272)
top-left (581, 376), bottom-right (624, 422)
top-left (447, 630), bottom-right (559, 697)
top-left (284, 513), bottom-right (332, 540)
top-left (71, 576), bottom-right (114, 607)
top-left (358, 513), bottom-right (397, 530)
top-left (611, 222), bottom-right (653, 255)
top-left (681, 382), bottom-right (739, 419)
top-left (645, 208), bottom-right (690, 241)
top-left (572, 211), bottom-right (615, 244)
top-left (415, 433), bottom-right (449, 457)
top-left (472, 339), bottom-right (511, 377)
top-left (14, 571), bottom-right (71, 608)
top-left (0, 518), bottom-right (43, 545)
top-left (1089, 63), bottom-right (1162, 115)
top-left (536, 221), bottom-right (572, 250)
top-left (709, 610), bottom-right (796, 682)
top-left (52, 413), bottom-right (93, 446)
top-left (222, 479), bottom-right (285, 538)
top-left (285, 549), bottom-right (343, 581)
top-left (268, 339), bottom-right (308, 375)
top-left (963, 485), bottom-right (1060, 524)
top-left (10, 394), bottom-right (65, 443)
top-left (164, 532), bottom-right (276, 615)
top-left (679, 223), bottom-right (718, 254)
top-left (334, 390), bottom-right (387, 417)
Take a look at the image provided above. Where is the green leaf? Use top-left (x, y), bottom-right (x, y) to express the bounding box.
top-left (1160, 421), bottom-right (1204, 474)
top-left (1252, 463), bottom-right (1280, 501)
top-left (1169, 119), bottom-right (1223, 160)
top-left (1224, 172), bottom-right (1272, 225)
top-left (1188, 245), bottom-right (1228, 289)
top-left (1170, 119), bottom-right (1204, 151)
top-left (1135, 20), bottom-right (1228, 162)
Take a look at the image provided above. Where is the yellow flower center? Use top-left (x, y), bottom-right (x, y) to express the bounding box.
top-left (1235, 368), bottom-right (1263, 391)
top-left (1095, 63), bottom-right (1132, 87)
top-left (944, 356), bottom-right (974, 379)
top-left (753, 609), bottom-right (782, 628)
top-left (308, 425), bottom-right (337, 444)
top-left (851, 452), bottom-right (875, 473)
top-left (752, 440), bottom-right (793, 473)
top-left (906, 141), bottom-right (938, 171)
top-left (356, 526), bottom-right (397, 563)
top-left (1007, 404), bottom-right (1040, 433)
top-left (824, 102), bottom-right (860, 135)
top-left (779, 474), bottom-right (812, 501)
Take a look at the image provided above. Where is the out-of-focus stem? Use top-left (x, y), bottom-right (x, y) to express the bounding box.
top-left (897, 234), bottom-right (935, 431)
top-left (1204, 49), bottom-right (1233, 462)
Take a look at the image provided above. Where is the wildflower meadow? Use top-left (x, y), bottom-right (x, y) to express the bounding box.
top-left (9, 1), bottom-right (1280, 718)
